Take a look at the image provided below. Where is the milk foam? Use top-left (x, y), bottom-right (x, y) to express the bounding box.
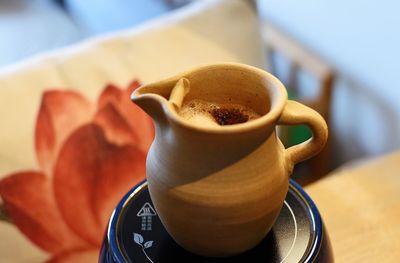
top-left (179, 99), bottom-right (260, 127)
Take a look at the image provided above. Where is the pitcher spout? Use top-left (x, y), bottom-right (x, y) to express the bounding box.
top-left (131, 78), bottom-right (191, 127)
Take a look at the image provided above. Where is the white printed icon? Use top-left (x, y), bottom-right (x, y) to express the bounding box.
top-left (134, 232), bottom-right (154, 263)
top-left (137, 202), bottom-right (157, 231)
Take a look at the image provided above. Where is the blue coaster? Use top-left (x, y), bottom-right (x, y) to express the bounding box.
top-left (100, 180), bottom-right (333, 263)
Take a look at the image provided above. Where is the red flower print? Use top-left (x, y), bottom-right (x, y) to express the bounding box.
top-left (0, 80), bottom-right (154, 262)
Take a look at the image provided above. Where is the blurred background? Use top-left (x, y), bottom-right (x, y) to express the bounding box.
top-left (0, 1), bottom-right (399, 262)
top-left (0, 0), bottom-right (187, 67)
top-left (1, 0), bottom-right (398, 182)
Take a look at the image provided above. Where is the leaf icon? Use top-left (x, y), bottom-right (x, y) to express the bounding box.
top-left (133, 233), bottom-right (144, 245)
top-left (144, 240), bottom-right (153, 248)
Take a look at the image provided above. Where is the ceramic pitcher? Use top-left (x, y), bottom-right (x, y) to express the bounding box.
top-left (131, 63), bottom-right (328, 257)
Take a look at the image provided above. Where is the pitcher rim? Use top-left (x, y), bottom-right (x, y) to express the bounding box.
top-left (132, 63), bottom-right (287, 134)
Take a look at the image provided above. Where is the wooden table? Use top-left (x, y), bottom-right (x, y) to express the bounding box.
top-left (305, 151), bottom-right (400, 262)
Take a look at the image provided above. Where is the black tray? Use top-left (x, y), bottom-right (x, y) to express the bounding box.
top-left (100, 180), bottom-right (333, 262)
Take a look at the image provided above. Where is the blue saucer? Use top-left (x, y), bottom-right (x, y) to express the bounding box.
top-left (100, 179), bottom-right (333, 263)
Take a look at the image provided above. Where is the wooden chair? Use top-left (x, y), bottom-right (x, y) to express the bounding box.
top-left (262, 22), bottom-right (335, 185)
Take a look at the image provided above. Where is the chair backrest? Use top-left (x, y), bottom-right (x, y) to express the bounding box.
top-left (262, 22), bottom-right (335, 184)
top-left (263, 23), bottom-right (334, 121)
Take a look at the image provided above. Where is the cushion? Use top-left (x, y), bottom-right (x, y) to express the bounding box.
top-left (0, 0), bottom-right (265, 262)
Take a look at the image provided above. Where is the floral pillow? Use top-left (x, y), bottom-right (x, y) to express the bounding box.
top-left (0, 0), bottom-right (264, 261)
top-left (0, 80), bottom-right (154, 262)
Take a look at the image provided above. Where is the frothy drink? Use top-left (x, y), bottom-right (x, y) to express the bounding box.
top-left (179, 99), bottom-right (261, 127)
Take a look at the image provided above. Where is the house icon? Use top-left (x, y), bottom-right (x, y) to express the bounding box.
top-left (137, 202), bottom-right (157, 217)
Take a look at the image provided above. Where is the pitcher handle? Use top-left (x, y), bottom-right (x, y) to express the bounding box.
top-left (278, 100), bottom-right (328, 172)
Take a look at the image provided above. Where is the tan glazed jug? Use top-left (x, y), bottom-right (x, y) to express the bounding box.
top-left (131, 63), bottom-right (328, 257)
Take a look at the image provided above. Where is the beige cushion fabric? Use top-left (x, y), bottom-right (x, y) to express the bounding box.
top-left (0, 0), bottom-right (264, 177)
top-left (0, 0), bottom-right (265, 262)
